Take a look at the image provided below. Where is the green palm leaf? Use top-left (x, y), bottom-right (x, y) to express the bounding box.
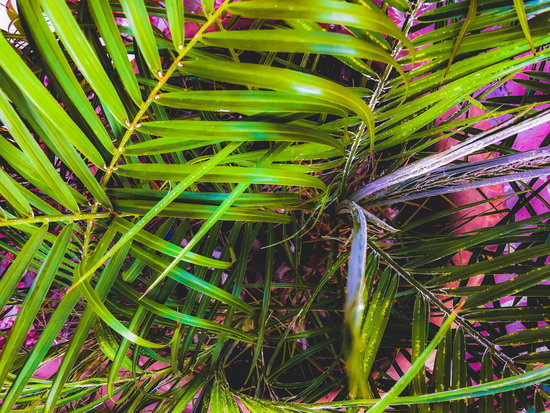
top-left (1, 0), bottom-right (550, 411)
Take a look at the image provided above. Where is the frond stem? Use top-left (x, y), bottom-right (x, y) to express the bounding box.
top-left (81, 2), bottom-right (230, 255)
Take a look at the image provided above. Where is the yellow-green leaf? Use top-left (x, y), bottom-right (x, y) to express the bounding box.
top-left (444, 0), bottom-right (477, 78)
top-left (0, 167), bottom-right (32, 217)
top-left (0, 34), bottom-right (105, 168)
top-left (166, 0), bottom-right (185, 50)
top-left (88, 0), bottom-right (143, 106)
top-left (119, 0), bottom-right (162, 77)
top-left (40, 0), bottom-right (129, 126)
top-left (513, 0), bottom-right (536, 55)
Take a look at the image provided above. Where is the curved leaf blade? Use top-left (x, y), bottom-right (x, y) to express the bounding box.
top-left (444, 0), bottom-right (477, 77)
top-left (89, 0), bottom-right (143, 106)
top-left (110, 216), bottom-right (232, 270)
top-left (107, 188), bottom-right (301, 208)
top-left (178, 60), bottom-right (375, 151)
top-left (156, 90), bottom-right (348, 117)
top-left (463, 264), bottom-right (550, 310)
top-left (0, 224), bottom-right (48, 312)
top-left (0, 223), bottom-right (73, 390)
top-left (201, 29), bottom-right (408, 85)
top-left (368, 306), bottom-right (461, 413)
top-left (119, 0), bottom-right (162, 77)
top-left (0, 89), bottom-right (80, 212)
top-left (166, 0), bottom-right (185, 50)
top-left (127, 120), bottom-right (344, 156)
top-left (412, 294), bottom-right (430, 413)
top-left (40, 0), bottom-right (128, 126)
top-left (0, 288), bottom-right (82, 413)
top-left (227, 0), bottom-right (415, 56)
top-left (18, 0), bottom-right (115, 150)
top-left (115, 164), bottom-right (327, 189)
top-left (113, 200), bottom-right (290, 223)
top-left (0, 167), bottom-right (32, 217)
top-left (514, 0), bottom-right (537, 55)
top-left (0, 34), bottom-right (105, 167)
top-left (129, 244), bottom-right (255, 315)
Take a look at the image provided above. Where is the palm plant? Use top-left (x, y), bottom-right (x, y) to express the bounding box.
top-left (2, 0), bottom-right (550, 411)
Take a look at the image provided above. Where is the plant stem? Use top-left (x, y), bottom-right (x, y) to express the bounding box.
top-left (340, 0), bottom-right (422, 197)
top-left (81, 1), bottom-right (230, 256)
top-left (368, 0), bottom-right (421, 111)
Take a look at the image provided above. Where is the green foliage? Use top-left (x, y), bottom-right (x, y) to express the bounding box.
top-left (1, 0), bottom-right (550, 411)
